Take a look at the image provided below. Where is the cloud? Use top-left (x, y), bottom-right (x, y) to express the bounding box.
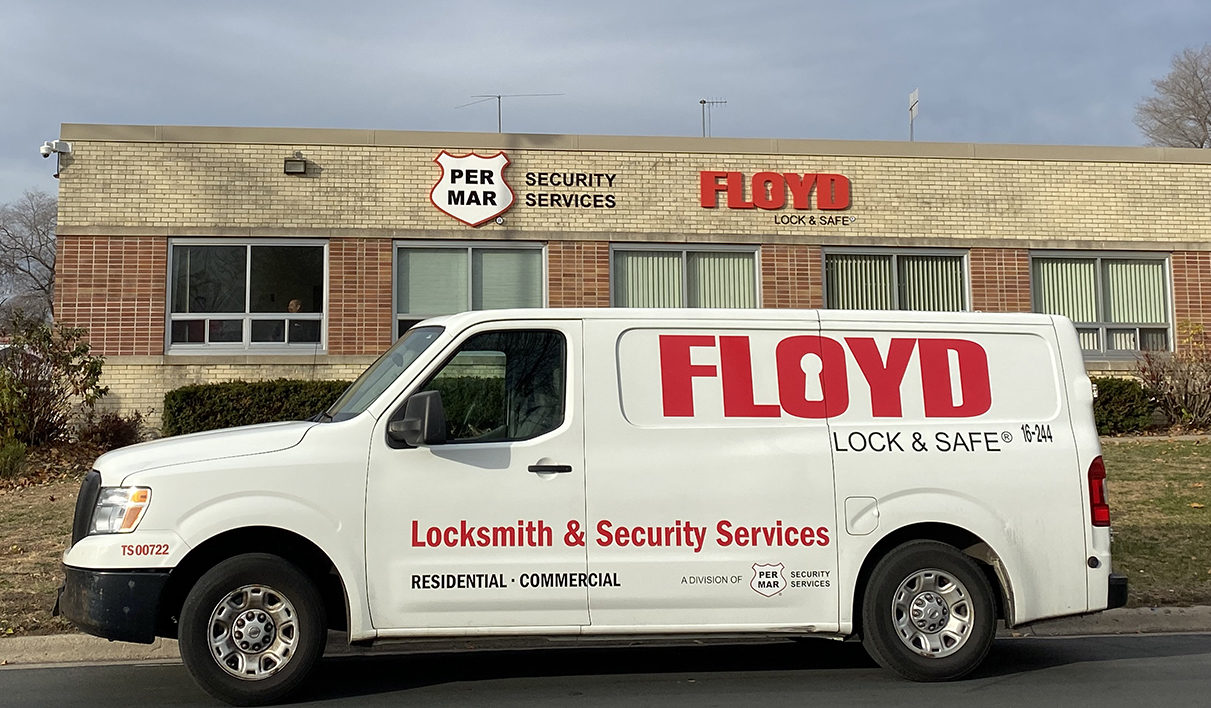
top-left (2, 0), bottom-right (1210, 203)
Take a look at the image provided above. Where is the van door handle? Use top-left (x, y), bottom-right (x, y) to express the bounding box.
top-left (528, 463), bottom-right (572, 474)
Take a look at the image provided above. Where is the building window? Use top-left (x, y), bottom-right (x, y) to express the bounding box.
top-left (395, 243), bottom-right (545, 337)
top-left (611, 246), bottom-right (758, 307)
top-left (825, 250), bottom-right (967, 311)
top-left (1031, 254), bottom-right (1170, 354)
top-left (168, 241), bottom-right (326, 351)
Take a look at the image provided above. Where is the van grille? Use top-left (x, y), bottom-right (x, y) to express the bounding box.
top-left (71, 470), bottom-right (101, 546)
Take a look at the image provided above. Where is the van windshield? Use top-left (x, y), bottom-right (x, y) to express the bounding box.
top-left (324, 326), bottom-right (444, 421)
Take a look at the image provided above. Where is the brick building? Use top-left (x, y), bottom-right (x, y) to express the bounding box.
top-left (52, 124), bottom-right (1211, 426)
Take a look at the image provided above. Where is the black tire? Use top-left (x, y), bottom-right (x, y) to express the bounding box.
top-left (179, 553), bottom-right (326, 706)
top-left (861, 540), bottom-right (996, 681)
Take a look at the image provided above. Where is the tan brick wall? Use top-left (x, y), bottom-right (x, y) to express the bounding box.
top-left (54, 235), bottom-right (166, 355)
top-left (57, 136), bottom-right (1211, 246)
top-left (98, 360), bottom-right (375, 431)
top-left (970, 248), bottom-right (1031, 312)
top-left (328, 238), bottom-right (393, 354)
top-left (50, 126), bottom-right (1211, 417)
top-left (761, 245), bottom-right (822, 308)
top-left (548, 241), bottom-right (610, 307)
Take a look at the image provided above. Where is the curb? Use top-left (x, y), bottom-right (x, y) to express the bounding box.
top-left (0, 634), bottom-right (180, 667)
top-left (1004, 605), bottom-right (1211, 637)
top-left (5, 606), bottom-right (1211, 667)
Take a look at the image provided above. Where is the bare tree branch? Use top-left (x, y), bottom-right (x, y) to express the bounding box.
top-left (1135, 45), bottom-right (1211, 148)
top-left (0, 189), bottom-right (57, 321)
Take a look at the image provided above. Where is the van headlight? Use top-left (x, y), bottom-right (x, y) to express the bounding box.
top-left (90, 487), bottom-right (152, 534)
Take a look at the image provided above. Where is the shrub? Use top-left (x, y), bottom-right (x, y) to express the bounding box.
top-left (0, 438), bottom-right (27, 480)
top-left (0, 315), bottom-right (107, 446)
top-left (425, 376), bottom-right (506, 439)
top-left (162, 379), bottom-right (350, 436)
top-left (76, 409), bottom-right (147, 451)
top-left (1137, 323), bottom-right (1211, 428)
top-left (1091, 377), bottom-right (1155, 435)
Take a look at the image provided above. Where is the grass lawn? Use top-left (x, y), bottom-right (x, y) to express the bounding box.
top-left (1102, 439), bottom-right (1211, 607)
top-left (0, 439), bottom-right (1207, 637)
top-left (0, 476), bottom-right (79, 636)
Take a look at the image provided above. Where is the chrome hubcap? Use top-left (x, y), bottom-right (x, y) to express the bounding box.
top-left (892, 569), bottom-right (973, 658)
top-left (207, 584), bottom-right (298, 680)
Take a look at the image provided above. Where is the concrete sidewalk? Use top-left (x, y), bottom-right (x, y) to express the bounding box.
top-left (4, 606), bottom-right (1211, 667)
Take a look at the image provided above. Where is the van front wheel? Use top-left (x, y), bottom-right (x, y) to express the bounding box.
top-left (861, 541), bottom-right (995, 681)
top-left (179, 554), bottom-right (326, 706)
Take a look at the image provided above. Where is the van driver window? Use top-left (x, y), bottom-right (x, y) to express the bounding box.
top-left (419, 330), bottom-right (565, 442)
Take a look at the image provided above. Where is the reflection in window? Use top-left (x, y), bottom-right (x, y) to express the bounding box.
top-left (169, 242), bottom-right (326, 350)
top-left (327, 326), bottom-right (445, 421)
top-left (612, 248), bottom-right (757, 308)
top-left (250, 246), bottom-right (324, 313)
top-left (171, 246), bottom-right (246, 314)
top-left (1032, 255), bottom-right (1170, 354)
top-left (416, 330), bottom-right (565, 443)
top-left (395, 244), bottom-right (543, 337)
top-left (825, 252), bottom-right (966, 311)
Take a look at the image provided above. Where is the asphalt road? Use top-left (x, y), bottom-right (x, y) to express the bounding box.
top-left (3, 633), bottom-right (1209, 707)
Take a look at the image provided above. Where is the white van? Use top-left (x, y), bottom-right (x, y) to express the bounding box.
top-left (58, 308), bottom-right (1126, 705)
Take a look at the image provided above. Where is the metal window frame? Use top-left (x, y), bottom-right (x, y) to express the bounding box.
top-left (392, 240), bottom-right (548, 339)
top-left (821, 246), bottom-right (970, 311)
top-left (165, 238), bottom-right (329, 355)
top-left (1028, 250), bottom-right (1173, 356)
top-left (607, 243), bottom-right (762, 308)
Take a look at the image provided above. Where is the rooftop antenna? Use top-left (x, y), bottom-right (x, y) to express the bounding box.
top-left (699, 98), bottom-right (727, 137)
top-left (456, 93), bottom-right (564, 133)
top-left (908, 88), bottom-right (919, 142)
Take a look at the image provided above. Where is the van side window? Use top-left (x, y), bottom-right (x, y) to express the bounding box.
top-left (418, 330), bottom-right (566, 443)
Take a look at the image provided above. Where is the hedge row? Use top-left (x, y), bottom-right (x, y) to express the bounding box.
top-left (162, 379), bottom-right (350, 436)
top-left (163, 375), bottom-right (1158, 438)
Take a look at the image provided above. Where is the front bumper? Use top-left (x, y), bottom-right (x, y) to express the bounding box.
top-left (55, 565), bottom-right (170, 644)
top-left (1108, 572), bottom-right (1128, 609)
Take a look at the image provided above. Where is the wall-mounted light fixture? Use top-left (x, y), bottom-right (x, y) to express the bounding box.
top-left (284, 151), bottom-right (307, 175)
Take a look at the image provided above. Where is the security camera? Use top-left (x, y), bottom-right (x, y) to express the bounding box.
top-left (40, 142), bottom-right (53, 158)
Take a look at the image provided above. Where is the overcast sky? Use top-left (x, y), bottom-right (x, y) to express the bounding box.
top-left (2, 0), bottom-right (1208, 207)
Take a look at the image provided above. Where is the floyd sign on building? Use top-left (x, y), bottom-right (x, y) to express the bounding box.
top-left (430, 150), bottom-right (516, 226)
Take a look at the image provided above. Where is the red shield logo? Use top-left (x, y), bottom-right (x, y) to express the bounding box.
top-left (750, 562), bottom-right (786, 597)
top-left (430, 151), bottom-right (515, 227)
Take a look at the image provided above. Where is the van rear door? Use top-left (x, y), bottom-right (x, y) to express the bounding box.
top-left (820, 312), bottom-right (1089, 625)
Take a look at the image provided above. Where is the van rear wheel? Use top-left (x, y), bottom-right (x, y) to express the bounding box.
top-left (179, 554), bottom-right (326, 706)
top-left (861, 541), bottom-right (995, 681)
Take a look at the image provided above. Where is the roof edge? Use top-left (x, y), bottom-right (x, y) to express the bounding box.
top-left (57, 123), bottom-right (1211, 164)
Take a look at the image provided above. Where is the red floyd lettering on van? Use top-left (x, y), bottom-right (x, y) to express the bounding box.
top-left (699, 171), bottom-right (852, 210)
top-left (659, 334), bottom-right (992, 419)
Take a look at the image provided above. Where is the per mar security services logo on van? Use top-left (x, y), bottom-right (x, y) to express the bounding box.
top-left (430, 151), bottom-right (515, 227)
top-left (750, 562), bottom-right (786, 597)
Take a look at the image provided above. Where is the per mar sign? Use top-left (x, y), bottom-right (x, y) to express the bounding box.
top-left (430, 151), bottom-right (516, 226)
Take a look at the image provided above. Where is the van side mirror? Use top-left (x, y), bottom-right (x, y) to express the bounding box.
top-left (387, 391), bottom-right (448, 447)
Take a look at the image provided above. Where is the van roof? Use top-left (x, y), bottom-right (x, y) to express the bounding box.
top-left (417, 308), bottom-right (1061, 329)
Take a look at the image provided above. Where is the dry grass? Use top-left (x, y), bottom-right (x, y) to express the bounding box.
top-left (0, 444), bottom-right (101, 637)
top-left (0, 476), bottom-right (80, 636)
top-left (0, 439), bottom-right (1205, 637)
top-left (1103, 439), bottom-right (1211, 607)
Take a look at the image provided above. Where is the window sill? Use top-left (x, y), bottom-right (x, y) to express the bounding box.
top-left (1083, 357), bottom-right (1150, 374)
top-left (98, 353), bottom-right (376, 367)
top-left (164, 351), bottom-right (333, 366)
